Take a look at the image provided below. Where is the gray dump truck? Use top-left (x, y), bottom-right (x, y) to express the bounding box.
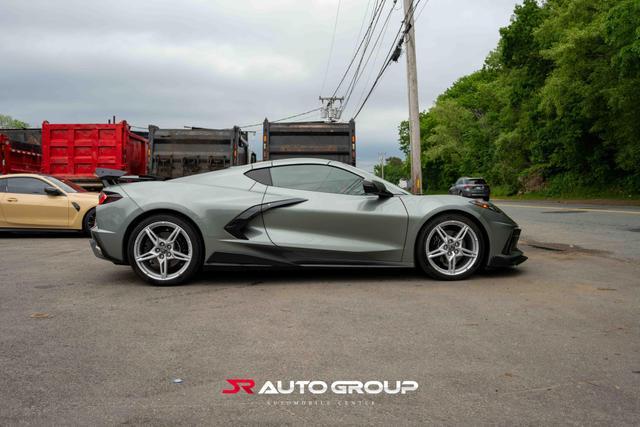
top-left (262, 119), bottom-right (356, 166)
top-left (148, 126), bottom-right (252, 179)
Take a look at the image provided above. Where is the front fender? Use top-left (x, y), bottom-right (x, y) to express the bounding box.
top-left (400, 195), bottom-right (517, 265)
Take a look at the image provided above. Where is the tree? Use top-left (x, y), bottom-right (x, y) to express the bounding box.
top-left (396, 0), bottom-right (640, 196)
top-left (0, 115), bottom-right (29, 129)
top-left (374, 156), bottom-right (407, 186)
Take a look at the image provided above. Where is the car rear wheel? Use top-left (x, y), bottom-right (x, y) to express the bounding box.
top-left (416, 214), bottom-right (485, 281)
top-left (127, 214), bottom-right (203, 285)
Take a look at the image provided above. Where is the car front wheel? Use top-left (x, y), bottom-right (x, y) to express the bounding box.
top-left (127, 214), bottom-right (203, 285)
top-left (416, 214), bottom-right (485, 281)
top-left (82, 208), bottom-right (96, 235)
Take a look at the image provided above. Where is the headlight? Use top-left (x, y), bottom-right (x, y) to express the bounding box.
top-left (469, 199), bottom-right (503, 214)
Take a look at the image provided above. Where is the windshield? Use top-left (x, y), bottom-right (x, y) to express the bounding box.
top-left (47, 176), bottom-right (86, 193)
top-left (467, 179), bottom-right (486, 185)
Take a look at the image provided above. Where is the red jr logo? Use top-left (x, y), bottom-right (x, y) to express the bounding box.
top-left (222, 379), bottom-right (256, 394)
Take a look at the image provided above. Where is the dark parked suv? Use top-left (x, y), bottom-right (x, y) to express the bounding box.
top-left (449, 177), bottom-right (490, 200)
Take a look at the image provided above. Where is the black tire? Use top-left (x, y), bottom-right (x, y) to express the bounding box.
top-left (127, 214), bottom-right (203, 286)
top-left (416, 213), bottom-right (485, 281)
top-left (82, 208), bottom-right (96, 236)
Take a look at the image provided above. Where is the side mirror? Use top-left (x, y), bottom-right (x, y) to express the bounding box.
top-left (44, 186), bottom-right (63, 196)
top-left (363, 180), bottom-right (393, 198)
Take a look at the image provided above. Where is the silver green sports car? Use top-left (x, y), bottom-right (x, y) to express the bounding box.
top-left (90, 158), bottom-right (526, 285)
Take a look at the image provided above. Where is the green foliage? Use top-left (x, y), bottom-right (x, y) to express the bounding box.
top-left (399, 0), bottom-right (640, 196)
top-left (374, 156), bottom-right (407, 185)
top-left (0, 114), bottom-right (29, 129)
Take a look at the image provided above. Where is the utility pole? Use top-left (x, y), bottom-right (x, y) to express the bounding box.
top-left (378, 152), bottom-right (386, 179)
top-left (403, 0), bottom-right (423, 194)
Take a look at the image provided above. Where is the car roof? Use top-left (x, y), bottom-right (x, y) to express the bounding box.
top-left (0, 173), bottom-right (49, 179)
top-left (251, 158), bottom-right (331, 169)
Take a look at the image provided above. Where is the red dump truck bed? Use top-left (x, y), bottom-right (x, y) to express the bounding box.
top-left (0, 133), bottom-right (42, 174)
top-left (41, 121), bottom-right (148, 184)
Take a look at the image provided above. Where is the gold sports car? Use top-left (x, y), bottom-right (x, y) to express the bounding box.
top-left (0, 173), bottom-right (99, 234)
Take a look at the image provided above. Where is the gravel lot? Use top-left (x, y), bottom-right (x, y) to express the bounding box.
top-left (1, 201), bottom-right (639, 425)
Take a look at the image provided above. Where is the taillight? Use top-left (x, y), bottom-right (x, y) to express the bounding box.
top-left (98, 191), bottom-right (122, 205)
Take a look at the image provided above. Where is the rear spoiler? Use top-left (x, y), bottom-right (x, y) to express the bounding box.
top-left (95, 168), bottom-right (163, 187)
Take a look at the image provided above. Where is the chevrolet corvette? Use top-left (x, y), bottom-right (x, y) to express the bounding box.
top-left (90, 158), bottom-right (526, 285)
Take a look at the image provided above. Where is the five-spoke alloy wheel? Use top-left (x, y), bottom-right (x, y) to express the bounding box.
top-left (417, 214), bottom-right (485, 280)
top-left (127, 214), bottom-right (203, 285)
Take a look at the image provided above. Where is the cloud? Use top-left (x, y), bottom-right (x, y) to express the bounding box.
top-left (0, 0), bottom-right (521, 172)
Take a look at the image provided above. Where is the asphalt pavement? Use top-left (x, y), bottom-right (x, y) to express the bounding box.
top-left (495, 199), bottom-right (640, 262)
top-left (0, 200), bottom-right (639, 425)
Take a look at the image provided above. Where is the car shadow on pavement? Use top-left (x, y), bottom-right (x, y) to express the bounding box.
top-left (197, 267), bottom-right (424, 285)
top-left (189, 265), bottom-right (526, 286)
top-left (92, 258), bottom-right (527, 287)
top-left (98, 264), bottom-right (525, 288)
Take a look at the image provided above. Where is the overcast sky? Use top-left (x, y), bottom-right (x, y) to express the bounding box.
top-left (0, 0), bottom-right (520, 172)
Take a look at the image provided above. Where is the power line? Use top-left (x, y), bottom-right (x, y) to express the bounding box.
top-left (352, 14), bottom-right (393, 114)
top-left (414, 0), bottom-right (429, 22)
top-left (330, 0), bottom-right (386, 98)
top-left (338, 0), bottom-right (388, 103)
top-left (352, 0), bottom-right (427, 119)
top-left (342, 0), bottom-right (397, 111)
top-left (239, 108), bottom-right (322, 128)
top-left (352, 0), bottom-right (373, 54)
top-left (319, 0), bottom-right (342, 96)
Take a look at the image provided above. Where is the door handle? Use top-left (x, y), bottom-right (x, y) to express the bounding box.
top-left (6, 198), bottom-right (18, 202)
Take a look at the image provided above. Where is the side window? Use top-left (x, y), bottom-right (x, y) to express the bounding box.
top-left (6, 177), bottom-right (49, 195)
top-left (0, 179), bottom-right (6, 192)
top-left (245, 168), bottom-right (272, 186)
top-left (270, 165), bottom-right (364, 195)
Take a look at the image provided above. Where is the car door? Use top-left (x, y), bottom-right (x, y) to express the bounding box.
top-left (2, 177), bottom-right (69, 228)
top-left (260, 163), bottom-right (408, 264)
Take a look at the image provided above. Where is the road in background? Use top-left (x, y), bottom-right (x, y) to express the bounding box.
top-left (496, 200), bottom-right (640, 262)
top-left (1, 200), bottom-right (639, 425)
